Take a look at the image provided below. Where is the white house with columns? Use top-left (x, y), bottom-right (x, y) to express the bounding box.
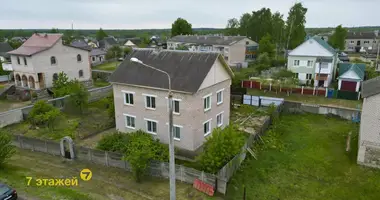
top-left (5, 33), bottom-right (91, 90)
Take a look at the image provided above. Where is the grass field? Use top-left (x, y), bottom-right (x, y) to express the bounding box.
top-left (4, 100), bottom-right (112, 141)
top-left (92, 61), bottom-right (120, 71)
top-left (0, 99), bottom-right (31, 112)
top-left (226, 113), bottom-right (380, 200)
top-left (0, 149), bottom-right (218, 200)
top-left (248, 89), bottom-right (362, 109)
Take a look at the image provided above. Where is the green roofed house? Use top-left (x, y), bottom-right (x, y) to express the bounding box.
top-left (337, 63), bottom-right (365, 92)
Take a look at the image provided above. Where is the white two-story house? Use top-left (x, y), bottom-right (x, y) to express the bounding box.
top-left (109, 49), bottom-right (234, 154)
top-left (167, 35), bottom-right (258, 67)
top-left (6, 33), bottom-right (91, 90)
top-left (287, 36), bottom-right (338, 87)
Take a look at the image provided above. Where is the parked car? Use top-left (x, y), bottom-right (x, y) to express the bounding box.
top-left (0, 183), bottom-right (17, 200)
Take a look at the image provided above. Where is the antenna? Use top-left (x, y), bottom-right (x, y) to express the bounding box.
top-left (71, 21), bottom-right (74, 31)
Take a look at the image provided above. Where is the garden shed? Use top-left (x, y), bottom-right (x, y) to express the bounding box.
top-left (337, 63), bottom-right (365, 92)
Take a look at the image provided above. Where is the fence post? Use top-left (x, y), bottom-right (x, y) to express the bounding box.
top-left (31, 141), bottom-right (35, 151)
top-left (250, 81), bottom-right (253, 88)
top-left (88, 149), bottom-right (92, 161)
top-left (241, 80), bottom-right (243, 88)
top-left (269, 83), bottom-right (272, 91)
top-left (105, 151), bottom-right (109, 166)
top-left (313, 86), bottom-right (316, 95)
top-left (124, 160), bottom-right (128, 170)
top-left (18, 135), bottom-right (23, 148)
top-left (325, 88), bottom-right (328, 97)
top-left (358, 92), bottom-right (361, 100)
top-left (180, 165), bottom-right (185, 182)
top-left (259, 82), bottom-right (262, 90)
top-left (301, 86), bottom-right (304, 95)
top-left (201, 171), bottom-right (205, 182)
top-left (45, 140), bottom-right (48, 153)
top-left (161, 163), bottom-right (166, 178)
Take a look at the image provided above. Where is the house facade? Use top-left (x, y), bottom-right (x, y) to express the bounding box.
top-left (109, 49), bottom-right (233, 152)
top-left (345, 31), bottom-right (379, 53)
top-left (357, 77), bottom-right (380, 168)
top-left (167, 35), bottom-right (258, 67)
top-left (287, 37), bottom-right (338, 87)
top-left (6, 33), bottom-right (91, 90)
top-left (90, 48), bottom-right (106, 65)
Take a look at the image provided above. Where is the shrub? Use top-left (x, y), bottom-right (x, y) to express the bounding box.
top-left (0, 130), bottom-right (16, 168)
top-left (123, 130), bottom-right (169, 182)
top-left (310, 79), bottom-right (315, 87)
top-left (52, 72), bottom-right (71, 97)
top-left (106, 93), bottom-right (115, 124)
top-left (96, 132), bottom-right (129, 152)
top-left (196, 126), bottom-right (246, 173)
top-left (65, 81), bottom-right (89, 114)
top-left (29, 100), bottom-right (61, 129)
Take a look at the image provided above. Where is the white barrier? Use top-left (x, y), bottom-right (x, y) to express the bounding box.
top-left (243, 95), bottom-right (284, 107)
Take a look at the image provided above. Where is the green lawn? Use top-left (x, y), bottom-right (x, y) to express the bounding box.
top-left (226, 113), bottom-right (380, 200)
top-left (0, 84), bottom-right (4, 89)
top-left (248, 89), bottom-right (362, 109)
top-left (0, 149), bottom-right (218, 200)
top-left (93, 79), bottom-right (111, 88)
top-left (0, 99), bottom-right (32, 112)
top-left (92, 61), bottom-right (120, 71)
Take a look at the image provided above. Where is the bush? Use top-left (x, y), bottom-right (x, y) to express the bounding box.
top-left (65, 81), bottom-right (89, 114)
top-left (96, 132), bottom-right (129, 152)
top-left (196, 126), bottom-right (246, 173)
top-left (0, 131), bottom-right (16, 168)
top-left (28, 100), bottom-right (61, 129)
top-left (52, 72), bottom-right (71, 97)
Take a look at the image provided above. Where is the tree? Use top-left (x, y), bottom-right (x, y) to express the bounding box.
top-left (106, 45), bottom-right (122, 60)
top-left (50, 28), bottom-right (59, 33)
top-left (239, 13), bottom-right (251, 36)
top-left (66, 81), bottom-right (89, 114)
top-left (272, 69), bottom-right (294, 80)
top-left (259, 34), bottom-right (276, 58)
top-left (0, 61), bottom-right (10, 75)
top-left (52, 72), bottom-right (71, 97)
top-left (96, 132), bottom-right (129, 152)
top-left (96, 28), bottom-right (108, 41)
top-left (285, 3), bottom-right (308, 50)
top-left (176, 45), bottom-right (189, 50)
top-left (123, 131), bottom-right (169, 182)
top-left (8, 40), bottom-right (22, 49)
top-left (171, 18), bottom-right (192, 37)
top-left (123, 47), bottom-right (132, 56)
top-left (28, 100), bottom-right (61, 129)
top-left (62, 30), bottom-right (74, 45)
top-left (225, 18), bottom-right (240, 36)
top-left (328, 25), bottom-right (348, 50)
top-left (196, 126), bottom-right (245, 173)
top-left (272, 12), bottom-right (285, 55)
top-left (0, 131), bottom-right (16, 168)
top-left (248, 8), bottom-right (273, 42)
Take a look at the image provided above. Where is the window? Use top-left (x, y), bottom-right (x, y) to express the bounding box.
top-left (216, 89), bottom-right (224, 105)
top-left (144, 94), bottom-right (156, 109)
top-left (53, 73), bottom-right (58, 81)
top-left (294, 73), bottom-right (299, 79)
top-left (92, 57), bottom-right (95, 61)
top-left (203, 94), bottom-right (212, 111)
top-left (173, 126), bottom-right (181, 140)
top-left (77, 54), bottom-right (82, 62)
top-left (374, 41), bottom-right (377, 44)
top-left (364, 41), bottom-right (370, 44)
top-left (294, 60), bottom-right (300, 66)
top-left (203, 119), bottom-right (212, 136)
top-left (124, 114), bottom-right (135, 129)
top-left (145, 119), bottom-right (157, 134)
top-left (173, 100), bottom-right (180, 114)
top-left (307, 60), bottom-right (313, 67)
top-left (306, 74), bottom-right (312, 80)
top-left (50, 56), bottom-right (57, 65)
top-left (350, 41), bottom-right (354, 44)
top-left (123, 91), bottom-right (134, 105)
top-left (78, 70), bottom-right (83, 78)
top-left (23, 57), bottom-right (27, 65)
top-left (217, 112), bottom-right (224, 127)
top-left (17, 57), bottom-right (20, 64)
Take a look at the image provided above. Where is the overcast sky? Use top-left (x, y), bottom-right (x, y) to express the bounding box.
top-left (0, 0), bottom-right (378, 29)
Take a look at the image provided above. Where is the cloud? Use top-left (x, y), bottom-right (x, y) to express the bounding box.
top-left (0, 0), bottom-right (378, 29)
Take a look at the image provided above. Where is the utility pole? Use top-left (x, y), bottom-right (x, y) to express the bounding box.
top-left (316, 57), bottom-right (322, 95)
top-left (376, 41), bottom-right (380, 71)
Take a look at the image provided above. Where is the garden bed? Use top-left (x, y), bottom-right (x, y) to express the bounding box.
top-left (231, 104), bottom-right (270, 135)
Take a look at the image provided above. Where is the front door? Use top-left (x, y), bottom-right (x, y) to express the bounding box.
top-left (38, 73), bottom-right (45, 89)
top-left (318, 80), bottom-right (325, 87)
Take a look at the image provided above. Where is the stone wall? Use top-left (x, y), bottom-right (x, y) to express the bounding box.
top-left (0, 108), bottom-right (24, 128)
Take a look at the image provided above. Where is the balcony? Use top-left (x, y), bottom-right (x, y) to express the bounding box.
top-left (315, 62), bottom-right (332, 74)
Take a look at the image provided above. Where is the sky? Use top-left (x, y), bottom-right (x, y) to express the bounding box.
top-left (0, 0), bottom-right (378, 29)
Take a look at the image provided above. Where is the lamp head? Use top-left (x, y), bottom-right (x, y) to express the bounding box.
top-left (130, 57), bottom-right (142, 64)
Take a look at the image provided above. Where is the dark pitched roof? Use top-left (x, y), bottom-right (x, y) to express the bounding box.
top-left (338, 63), bottom-right (365, 80)
top-left (8, 33), bottom-right (62, 56)
top-left (71, 40), bottom-right (91, 50)
top-left (0, 42), bottom-right (13, 57)
top-left (109, 49), bottom-right (233, 93)
top-left (168, 35), bottom-right (255, 46)
top-left (90, 48), bottom-right (106, 56)
top-left (346, 31), bottom-right (377, 39)
top-left (362, 76), bottom-right (380, 98)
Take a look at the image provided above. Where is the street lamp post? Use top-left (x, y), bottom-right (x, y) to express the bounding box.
top-left (130, 57), bottom-right (176, 200)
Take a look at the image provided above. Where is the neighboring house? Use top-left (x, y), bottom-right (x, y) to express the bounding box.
top-left (345, 31), bottom-right (380, 53)
top-left (98, 37), bottom-right (118, 50)
top-left (88, 41), bottom-right (98, 48)
top-left (109, 49), bottom-right (234, 152)
top-left (167, 35), bottom-right (258, 67)
top-left (123, 38), bottom-right (141, 48)
top-left (6, 33), bottom-right (91, 90)
top-left (357, 76), bottom-right (380, 168)
top-left (287, 36), bottom-right (338, 87)
top-left (148, 36), bottom-right (167, 49)
top-left (0, 42), bottom-right (13, 62)
top-left (337, 63), bottom-right (365, 92)
top-left (71, 40), bottom-right (92, 50)
top-left (90, 48), bottom-right (107, 65)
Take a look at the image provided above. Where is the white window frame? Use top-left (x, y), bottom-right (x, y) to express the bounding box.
top-left (306, 74), bottom-right (312, 80)
top-left (143, 93), bottom-right (157, 110)
top-left (294, 60), bottom-right (300, 66)
top-left (216, 111), bottom-right (224, 127)
top-left (307, 60), bottom-right (313, 67)
top-left (144, 118), bottom-right (158, 135)
top-left (203, 93), bottom-right (212, 112)
top-left (203, 119), bottom-right (212, 137)
top-left (123, 114), bottom-right (136, 129)
top-left (166, 97), bottom-right (181, 115)
top-left (166, 123), bottom-right (182, 141)
top-left (216, 88), bottom-right (224, 105)
top-left (122, 90), bottom-right (135, 106)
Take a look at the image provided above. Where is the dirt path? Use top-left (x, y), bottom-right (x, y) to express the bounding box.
top-left (0, 149), bottom-right (217, 200)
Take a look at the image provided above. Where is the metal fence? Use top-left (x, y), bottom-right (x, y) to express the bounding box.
top-left (12, 135), bottom-right (218, 190)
